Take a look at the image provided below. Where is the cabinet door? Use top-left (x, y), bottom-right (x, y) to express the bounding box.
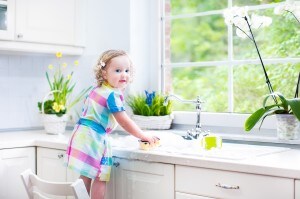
top-left (104, 158), bottom-right (117, 199)
top-left (0, 0), bottom-right (15, 40)
top-left (15, 0), bottom-right (76, 45)
top-left (114, 158), bottom-right (174, 199)
top-left (0, 147), bottom-right (36, 199)
top-left (176, 165), bottom-right (294, 199)
top-left (296, 180), bottom-right (300, 199)
top-left (37, 147), bottom-right (79, 182)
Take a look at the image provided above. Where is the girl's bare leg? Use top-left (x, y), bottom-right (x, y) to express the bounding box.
top-left (80, 175), bottom-right (92, 194)
top-left (91, 177), bottom-right (106, 199)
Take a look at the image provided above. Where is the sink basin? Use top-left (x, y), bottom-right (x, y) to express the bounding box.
top-left (111, 132), bottom-right (290, 160)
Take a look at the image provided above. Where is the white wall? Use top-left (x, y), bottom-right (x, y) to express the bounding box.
top-left (0, 0), bottom-right (158, 130)
top-left (129, 0), bottom-right (161, 93)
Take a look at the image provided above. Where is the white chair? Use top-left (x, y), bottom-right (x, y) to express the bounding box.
top-left (20, 169), bottom-right (90, 199)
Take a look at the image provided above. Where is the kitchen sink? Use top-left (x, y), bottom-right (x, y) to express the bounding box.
top-left (111, 131), bottom-right (290, 160)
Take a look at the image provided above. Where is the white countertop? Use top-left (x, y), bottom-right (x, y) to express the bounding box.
top-left (0, 130), bottom-right (300, 179)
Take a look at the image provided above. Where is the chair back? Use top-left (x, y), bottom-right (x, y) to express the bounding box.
top-left (21, 169), bottom-right (89, 199)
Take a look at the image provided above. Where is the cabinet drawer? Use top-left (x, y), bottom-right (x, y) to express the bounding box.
top-left (176, 165), bottom-right (293, 199)
top-left (176, 192), bottom-right (215, 199)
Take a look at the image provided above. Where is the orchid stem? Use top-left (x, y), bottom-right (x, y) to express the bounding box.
top-left (294, 72), bottom-right (300, 98)
top-left (286, 10), bottom-right (300, 24)
top-left (244, 16), bottom-right (278, 105)
top-left (235, 25), bottom-right (254, 41)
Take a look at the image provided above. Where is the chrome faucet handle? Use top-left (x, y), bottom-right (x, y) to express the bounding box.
top-left (187, 128), bottom-right (201, 139)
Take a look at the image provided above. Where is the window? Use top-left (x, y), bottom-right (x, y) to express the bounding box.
top-left (162, 0), bottom-right (300, 114)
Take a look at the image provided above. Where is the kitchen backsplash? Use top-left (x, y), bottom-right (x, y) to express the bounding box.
top-left (0, 54), bottom-right (94, 130)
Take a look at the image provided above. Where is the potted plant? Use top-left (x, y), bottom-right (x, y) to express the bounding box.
top-left (37, 52), bottom-right (91, 134)
top-left (224, 5), bottom-right (300, 140)
top-left (244, 92), bottom-right (300, 140)
top-left (127, 91), bottom-right (173, 130)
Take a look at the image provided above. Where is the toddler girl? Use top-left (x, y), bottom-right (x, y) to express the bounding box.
top-left (65, 49), bottom-right (159, 199)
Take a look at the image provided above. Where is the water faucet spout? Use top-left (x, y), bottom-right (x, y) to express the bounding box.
top-left (163, 94), bottom-right (205, 139)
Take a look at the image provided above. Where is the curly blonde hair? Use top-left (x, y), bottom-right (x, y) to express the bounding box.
top-left (94, 49), bottom-right (134, 87)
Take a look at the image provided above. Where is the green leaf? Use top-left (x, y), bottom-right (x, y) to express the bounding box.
top-left (244, 107), bottom-right (269, 131)
top-left (67, 86), bottom-right (92, 110)
top-left (46, 72), bottom-right (53, 90)
top-left (126, 93), bottom-right (173, 116)
top-left (287, 98), bottom-right (300, 120)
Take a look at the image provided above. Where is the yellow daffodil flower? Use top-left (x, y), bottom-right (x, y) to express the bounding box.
top-left (74, 60), bottom-right (79, 66)
top-left (52, 102), bottom-right (61, 113)
top-left (62, 63), bottom-right (67, 68)
top-left (40, 52), bottom-right (90, 116)
top-left (52, 102), bottom-right (66, 113)
top-left (56, 52), bottom-right (62, 58)
top-left (48, 64), bottom-right (54, 70)
top-left (59, 104), bottom-right (66, 111)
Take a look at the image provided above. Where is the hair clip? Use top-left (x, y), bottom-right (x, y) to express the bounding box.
top-left (100, 60), bottom-right (106, 68)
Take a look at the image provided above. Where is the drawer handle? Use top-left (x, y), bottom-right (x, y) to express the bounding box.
top-left (113, 162), bottom-right (120, 167)
top-left (17, 34), bottom-right (23, 38)
top-left (216, 183), bottom-right (240, 189)
top-left (57, 154), bottom-right (64, 159)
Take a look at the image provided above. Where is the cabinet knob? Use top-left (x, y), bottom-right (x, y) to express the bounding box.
top-left (17, 34), bottom-right (23, 39)
top-left (113, 162), bottom-right (120, 167)
top-left (57, 154), bottom-right (64, 159)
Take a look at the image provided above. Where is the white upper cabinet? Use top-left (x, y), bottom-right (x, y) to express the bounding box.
top-left (0, 0), bottom-right (15, 40)
top-left (0, 0), bottom-right (86, 55)
top-left (16, 0), bottom-right (76, 45)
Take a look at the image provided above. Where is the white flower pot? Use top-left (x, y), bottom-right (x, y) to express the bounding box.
top-left (276, 114), bottom-right (299, 140)
top-left (43, 114), bottom-right (68, 134)
top-left (131, 114), bottom-right (174, 130)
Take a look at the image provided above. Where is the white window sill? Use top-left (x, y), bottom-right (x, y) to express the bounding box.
top-left (172, 111), bottom-right (276, 130)
top-left (171, 111), bottom-right (300, 146)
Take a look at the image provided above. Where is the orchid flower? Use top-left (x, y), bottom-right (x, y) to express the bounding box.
top-left (224, 6), bottom-right (272, 40)
top-left (223, 6), bottom-right (277, 104)
top-left (274, 0), bottom-right (300, 24)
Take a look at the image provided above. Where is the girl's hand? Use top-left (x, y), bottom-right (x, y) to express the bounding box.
top-left (141, 134), bottom-right (160, 146)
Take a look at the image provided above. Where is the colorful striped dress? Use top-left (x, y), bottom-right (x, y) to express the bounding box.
top-left (65, 82), bottom-right (125, 181)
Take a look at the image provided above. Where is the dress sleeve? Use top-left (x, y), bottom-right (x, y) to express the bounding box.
top-left (107, 91), bottom-right (126, 113)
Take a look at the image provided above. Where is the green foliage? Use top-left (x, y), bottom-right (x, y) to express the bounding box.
top-left (168, 1), bottom-right (299, 113)
top-left (38, 52), bottom-right (92, 116)
top-left (37, 100), bottom-right (66, 116)
top-left (127, 94), bottom-right (173, 116)
top-left (244, 92), bottom-right (300, 131)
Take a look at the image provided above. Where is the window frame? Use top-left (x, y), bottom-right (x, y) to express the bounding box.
top-left (160, 0), bottom-right (300, 131)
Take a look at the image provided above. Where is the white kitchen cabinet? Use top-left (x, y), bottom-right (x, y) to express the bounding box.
top-left (0, 0), bottom-right (86, 55)
top-left (0, 147), bottom-right (36, 199)
top-left (37, 147), bottom-right (79, 182)
top-left (104, 158), bottom-right (117, 199)
top-left (113, 158), bottom-right (174, 199)
top-left (0, 0), bottom-right (15, 40)
top-left (296, 180), bottom-right (300, 199)
top-left (176, 165), bottom-right (294, 199)
top-left (37, 147), bottom-right (120, 199)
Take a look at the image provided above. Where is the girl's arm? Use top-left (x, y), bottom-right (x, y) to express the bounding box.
top-left (113, 111), bottom-right (158, 144)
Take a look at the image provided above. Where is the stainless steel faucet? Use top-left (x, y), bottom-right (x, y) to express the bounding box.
top-left (163, 94), bottom-right (205, 139)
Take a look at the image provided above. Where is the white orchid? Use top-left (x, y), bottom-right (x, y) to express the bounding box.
top-left (274, 0), bottom-right (300, 23)
top-left (223, 6), bottom-right (272, 39)
top-left (224, 6), bottom-right (249, 26)
top-left (223, 6), bottom-right (276, 99)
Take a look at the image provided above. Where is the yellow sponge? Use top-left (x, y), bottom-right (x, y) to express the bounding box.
top-left (200, 134), bottom-right (222, 150)
top-left (138, 137), bottom-right (161, 150)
